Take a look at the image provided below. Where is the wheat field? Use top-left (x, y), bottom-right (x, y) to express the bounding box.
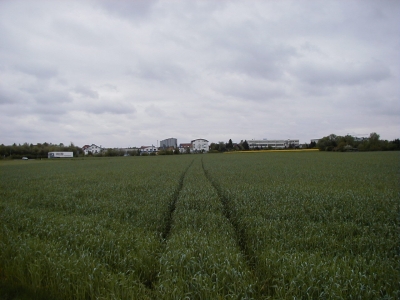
top-left (1, 152), bottom-right (398, 299)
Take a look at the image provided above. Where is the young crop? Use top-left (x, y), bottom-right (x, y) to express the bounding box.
top-left (1, 152), bottom-right (399, 299)
top-left (0, 156), bottom-right (193, 299)
top-left (154, 158), bottom-right (256, 298)
top-left (202, 152), bottom-right (400, 299)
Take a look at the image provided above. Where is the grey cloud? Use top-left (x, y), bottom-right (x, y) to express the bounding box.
top-left (203, 22), bottom-right (299, 80)
top-left (73, 85), bottom-right (99, 99)
top-left (8, 91), bottom-right (73, 116)
top-left (0, 19), bottom-right (28, 56)
top-left (51, 17), bottom-right (113, 48)
top-left (101, 84), bottom-right (118, 91)
top-left (145, 104), bottom-right (164, 118)
top-left (210, 73), bottom-right (289, 102)
top-left (336, 1), bottom-right (400, 45)
top-left (351, 89), bottom-right (400, 117)
top-left (0, 0), bottom-right (399, 146)
top-left (229, 47), bottom-right (291, 80)
top-left (16, 63), bottom-right (58, 79)
top-left (221, 82), bottom-right (287, 102)
top-left (82, 102), bottom-right (137, 115)
top-left (295, 60), bottom-right (391, 87)
top-left (371, 100), bottom-right (400, 117)
top-left (0, 90), bottom-right (71, 119)
top-left (34, 90), bottom-right (73, 104)
top-left (32, 104), bottom-right (68, 116)
top-left (0, 87), bottom-right (24, 104)
top-left (1, 99), bottom-right (68, 117)
top-left (97, 0), bottom-right (157, 20)
top-left (134, 63), bottom-right (184, 82)
top-left (296, 83), bottom-right (336, 98)
top-left (300, 42), bottom-right (324, 55)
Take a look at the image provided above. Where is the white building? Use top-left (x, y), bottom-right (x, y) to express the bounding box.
top-left (191, 139), bottom-right (209, 153)
top-left (140, 146), bottom-right (158, 153)
top-left (248, 139), bottom-right (300, 149)
top-left (82, 144), bottom-right (103, 155)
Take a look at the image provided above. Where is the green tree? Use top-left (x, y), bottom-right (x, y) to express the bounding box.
top-left (242, 140), bottom-right (249, 150)
top-left (227, 139), bottom-right (233, 150)
top-left (390, 139), bottom-right (400, 150)
top-left (308, 141), bottom-right (316, 148)
top-left (218, 142), bottom-right (227, 152)
top-left (317, 134), bottom-right (337, 151)
top-left (209, 143), bottom-right (217, 151)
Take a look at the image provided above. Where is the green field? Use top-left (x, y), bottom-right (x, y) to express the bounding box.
top-left (1, 152), bottom-right (399, 299)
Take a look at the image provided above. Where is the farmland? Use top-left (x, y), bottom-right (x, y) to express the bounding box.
top-left (0, 152), bottom-right (399, 299)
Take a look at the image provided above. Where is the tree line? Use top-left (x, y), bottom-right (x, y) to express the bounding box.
top-left (316, 133), bottom-right (400, 151)
top-left (209, 139), bottom-right (250, 152)
top-left (0, 143), bottom-right (81, 159)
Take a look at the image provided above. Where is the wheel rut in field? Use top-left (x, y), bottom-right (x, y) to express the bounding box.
top-left (161, 159), bottom-right (194, 241)
top-left (144, 159), bottom-right (194, 291)
top-left (201, 158), bottom-right (256, 269)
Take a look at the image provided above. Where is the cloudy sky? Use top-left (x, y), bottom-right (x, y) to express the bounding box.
top-left (1, 0), bottom-right (399, 147)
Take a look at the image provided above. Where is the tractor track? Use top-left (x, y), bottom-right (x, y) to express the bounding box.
top-left (201, 157), bottom-right (256, 270)
top-left (161, 159), bottom-right (194, 241)
top-left (144, 159), bottom-right (194, 291)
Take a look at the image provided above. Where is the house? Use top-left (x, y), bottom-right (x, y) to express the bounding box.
top-left (191, 139), bottom-right (209, 153)
top-left (82, 144), bottom-right (103, 155)
top-left (179, 143), bottom-right (192, 153)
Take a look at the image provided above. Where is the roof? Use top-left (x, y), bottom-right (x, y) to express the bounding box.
top-left (191, 138), bottom-right (209, 143)
top-left (83, 144), bottom-right (100, 149)
top-left (179, 143), bottom-right (192, 147)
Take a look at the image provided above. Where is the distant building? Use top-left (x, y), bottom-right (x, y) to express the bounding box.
top-left (247, 139), bottom-right (300, 149)
top-left (82, 144), bottom-right (103, 155)
top-left (140, 146), bottom-right (157, 153)
top-left (160, 138), bottom-right (177, 149)
top-left (191, 139), bottom-right (209, 153)
top-left (179, 143), bottom-right (192, 153)
top-left (310, 139), bottom-right (320, 144)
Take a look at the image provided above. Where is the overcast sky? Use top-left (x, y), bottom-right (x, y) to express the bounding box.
top-left (1, 0), bottom-right (399, 147)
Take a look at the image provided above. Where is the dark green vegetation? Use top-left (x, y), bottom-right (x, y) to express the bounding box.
top-left (0, 143), bottom-right (81, 159)
top-left (1, 153), bottom-right (399, 299)
top-left (317, 133), bottom-right (400, 151)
